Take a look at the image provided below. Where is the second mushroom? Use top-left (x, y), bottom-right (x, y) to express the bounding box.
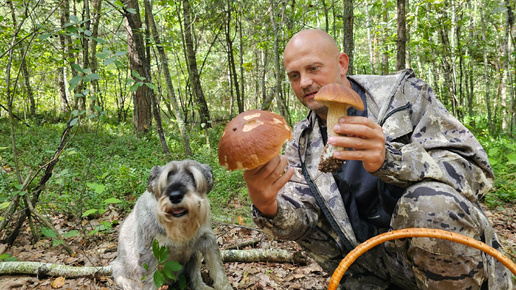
top-left (314, 83), bottom-right (365, 173)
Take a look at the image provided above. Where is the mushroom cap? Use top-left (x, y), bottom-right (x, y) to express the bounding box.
top-left (218, 109), bottom-right (292, 171)
top-left (314, 83), bottom-right (364, 111)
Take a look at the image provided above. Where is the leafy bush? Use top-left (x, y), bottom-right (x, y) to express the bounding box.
top-left (0, 116), bottom-right (252, 231)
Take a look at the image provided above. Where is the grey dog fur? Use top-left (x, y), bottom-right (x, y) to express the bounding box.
top-left (110, 160), bottom-right (232, 290)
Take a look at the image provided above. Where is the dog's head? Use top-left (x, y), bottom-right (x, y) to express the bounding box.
top-left (146, 160), bottom-right (213, 243)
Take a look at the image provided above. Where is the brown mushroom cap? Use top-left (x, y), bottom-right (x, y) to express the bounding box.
top-left (218, 109), bottom-right (292, 171)
top-left (314, 83), bottom-right (364, 111)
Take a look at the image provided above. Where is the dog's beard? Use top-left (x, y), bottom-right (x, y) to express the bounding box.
top-left (157, 194), bottom-right (210, 244)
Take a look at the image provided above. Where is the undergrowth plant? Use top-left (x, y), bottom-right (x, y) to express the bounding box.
top-left (143, 239), bottom-right (185, 289)
top-left (465, 116), bottom-right (516, 207)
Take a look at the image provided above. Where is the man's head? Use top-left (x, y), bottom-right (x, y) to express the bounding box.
top-left (283, 29), bottom-right (350, 121)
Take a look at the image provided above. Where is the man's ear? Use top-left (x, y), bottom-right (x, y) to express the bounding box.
top-left (337, 52), bottom-right (349, 77)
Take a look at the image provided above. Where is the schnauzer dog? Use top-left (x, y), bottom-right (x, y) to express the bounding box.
top-left (110, 160), bottom-right (232, 290)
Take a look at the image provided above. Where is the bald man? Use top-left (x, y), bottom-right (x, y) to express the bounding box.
top-left (244, 29), bottom-right (511, 289)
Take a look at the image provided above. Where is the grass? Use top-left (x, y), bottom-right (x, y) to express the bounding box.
top-left (1, 112), bottom-right (514, 240)
top-left (0, 116), bottom-right (253, 233)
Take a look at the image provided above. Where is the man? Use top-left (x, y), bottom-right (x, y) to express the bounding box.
top-left (244, 29), bottom-right (512, 289)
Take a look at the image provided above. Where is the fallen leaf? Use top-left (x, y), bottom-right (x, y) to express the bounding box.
top-left (51, 276), bottom-right (65, 288)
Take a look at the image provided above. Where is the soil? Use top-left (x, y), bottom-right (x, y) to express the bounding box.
top-left (0, 202), bottom-right (514, 290)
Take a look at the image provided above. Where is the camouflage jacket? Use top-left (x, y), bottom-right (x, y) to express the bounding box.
top-left (252, 69), bottom-right (495, 273)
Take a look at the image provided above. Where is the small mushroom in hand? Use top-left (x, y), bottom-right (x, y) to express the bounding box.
top-left (218, 109), bottom-right (292, 171)
top-left (314, 83), bottom-right (364, 173)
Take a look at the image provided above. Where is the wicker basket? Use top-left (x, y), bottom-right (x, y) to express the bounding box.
top-left (328, 228), bottom-right (516, 290)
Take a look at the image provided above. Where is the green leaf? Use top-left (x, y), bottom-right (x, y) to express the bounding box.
top-left (145, 82), bottom-right (158, 91)
top-left (93, 37), bottom-right (107, 44)
top-left (104, 197), bottom-right (122, 204)
top-left (114, 51), bottom-right (128, 56)
top-left (42, 227), bottom-right (57, 238)
top-left (0, 202), bottom-right (10, 210)
top-left (131, 70), bottom-right (145, 81)
top-left (70, 118), bottom-right (79, 127)
top-left (164, 260), bottom-right (182, 273)
top-left (88, 229), bottom-right (99, 236)
top-left (127, 8), bottom-right (137, 14)
top-left (153, 271), bottom-right (165, 288)
top-left (53, 239), bottom-right (64, 247)
top-left (70, 15), bottom-right (79, 23)
top-left (64, 230), bottom-right (80, 238)
top-left (104, 57), bottom-right (115, 66)
top-left (507, 153), bottom-right (516, 165)
top-left (142, 262), bottom-right (149, 271)
top-left (488, 148), bottom-right (499, 156)
top-left (130, 82), bottom-right (143, 92)
top-left (69, 75), bottom-right (82, 89)
top-left (89, 73), bottom-right (101, 80)
top-left (66, 25), bottom-right (79, 34)
top-left (86, 182), bottom-right (105, 194)
top-left (82, 209), bottom-right (98, 217)
top-left (38, 34), bottom-right (51, 40)
top-left (71, 63), bottom-right (83, 73)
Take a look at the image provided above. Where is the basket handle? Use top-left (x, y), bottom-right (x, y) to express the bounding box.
top-left (328, 228), bottom-right (516, 290)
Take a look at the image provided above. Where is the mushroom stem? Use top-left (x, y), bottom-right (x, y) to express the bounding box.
top-left (318, 103), bottom-right (349, 173)
top-left (326, 104), bottom-right (349, 140)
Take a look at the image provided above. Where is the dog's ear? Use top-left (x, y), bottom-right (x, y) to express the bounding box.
top-left (147, 165), bottom-right (162, 194)
top-left (199, 163), bottom-right (213, 194)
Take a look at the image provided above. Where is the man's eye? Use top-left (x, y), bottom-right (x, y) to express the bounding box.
top-left (288, 74), bottom-right (298, 80)
top-left (310, 66), bottom-right (319, 71)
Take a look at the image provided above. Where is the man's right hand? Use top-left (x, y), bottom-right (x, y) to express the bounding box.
top-left (243, 155), bottom-right (294, 218)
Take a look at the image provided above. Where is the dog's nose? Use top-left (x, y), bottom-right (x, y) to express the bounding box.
top-left (168, 191), bottom-right (184, 204)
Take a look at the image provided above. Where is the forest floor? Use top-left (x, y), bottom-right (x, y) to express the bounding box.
top-left (0, 202), bottom-right (515, 290)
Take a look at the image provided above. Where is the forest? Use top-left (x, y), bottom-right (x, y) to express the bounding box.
top-left (0, 0), bottom-right (515, 289)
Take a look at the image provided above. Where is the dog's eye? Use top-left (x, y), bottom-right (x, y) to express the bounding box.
top-left (167, 170), bottom-right (177, 180)
top-left (185, 170), bottom-right (196, 184)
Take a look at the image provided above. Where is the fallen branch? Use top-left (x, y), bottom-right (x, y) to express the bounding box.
top-left (0, 249), bottom-right (308, 278)
top-left (222, 249), bottom-right (308, 265)
top-left (0, 262), bottom-right (111, 278)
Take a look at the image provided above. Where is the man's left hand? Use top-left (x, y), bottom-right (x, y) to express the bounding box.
top-left (328, 116), bottom-right (386, 173)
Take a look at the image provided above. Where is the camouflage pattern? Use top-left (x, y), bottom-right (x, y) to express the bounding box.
top-left (253, 69), bottom-right (513, 289)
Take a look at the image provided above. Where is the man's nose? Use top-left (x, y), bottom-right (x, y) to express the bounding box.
top-left (299, 74), bottom-right (313, 89)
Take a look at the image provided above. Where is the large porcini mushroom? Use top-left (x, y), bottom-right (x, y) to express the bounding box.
top-left (218, 109), bottom-right (292, 171)
top-left (314, 83), bottom-right (365, 173)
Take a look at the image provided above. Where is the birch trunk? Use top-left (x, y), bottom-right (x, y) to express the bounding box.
top-left (145, 0), bottom-right (192, 156)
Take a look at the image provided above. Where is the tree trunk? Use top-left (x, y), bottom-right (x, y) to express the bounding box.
top-left (124, 0), bottom-right (152, 134)
top-left (266, 0), bottom-right (289, 122)
top-left (342, 0), bottom-right (354, 75)
top-left (57, 67), bottom-right (70, 114)
top-left (381, 0), bottom-right (389, 75)
top-left (88, 0), bottom-right (103, 113)
top-left (145, 0), bottom-right (192, 156)
top-left (396, 0), bottom-right (406, 71)
top-left (20, 54), bottom-right (35, 117)
top-left (238, 16), bottom-right (245, 113)
top-left (466, 0), bottom-right (477, 118)
top-left (225, 0), bottom-right (242, 113)
top-left (365, 0), bottom-right (374, 74)
top-left (503, 0), bottom-right (514, 134)
top-left (480, 4), bottom-right (493, 134)
top-left (182, 0), bottom-right (211, 128)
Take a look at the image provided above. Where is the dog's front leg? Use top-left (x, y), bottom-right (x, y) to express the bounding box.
top-left (202, 244), bottom-right (233, 290)
top-left (184, 251), bottom-right (213, 290)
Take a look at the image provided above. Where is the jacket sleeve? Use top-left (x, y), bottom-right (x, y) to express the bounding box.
top-left (252, 122), bottom-right (320, 241)
top-left (372, 76), bottom-right (494, 202)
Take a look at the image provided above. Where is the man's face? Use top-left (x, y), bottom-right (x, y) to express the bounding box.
top-left (283, 37), bottom-right (345, 116)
